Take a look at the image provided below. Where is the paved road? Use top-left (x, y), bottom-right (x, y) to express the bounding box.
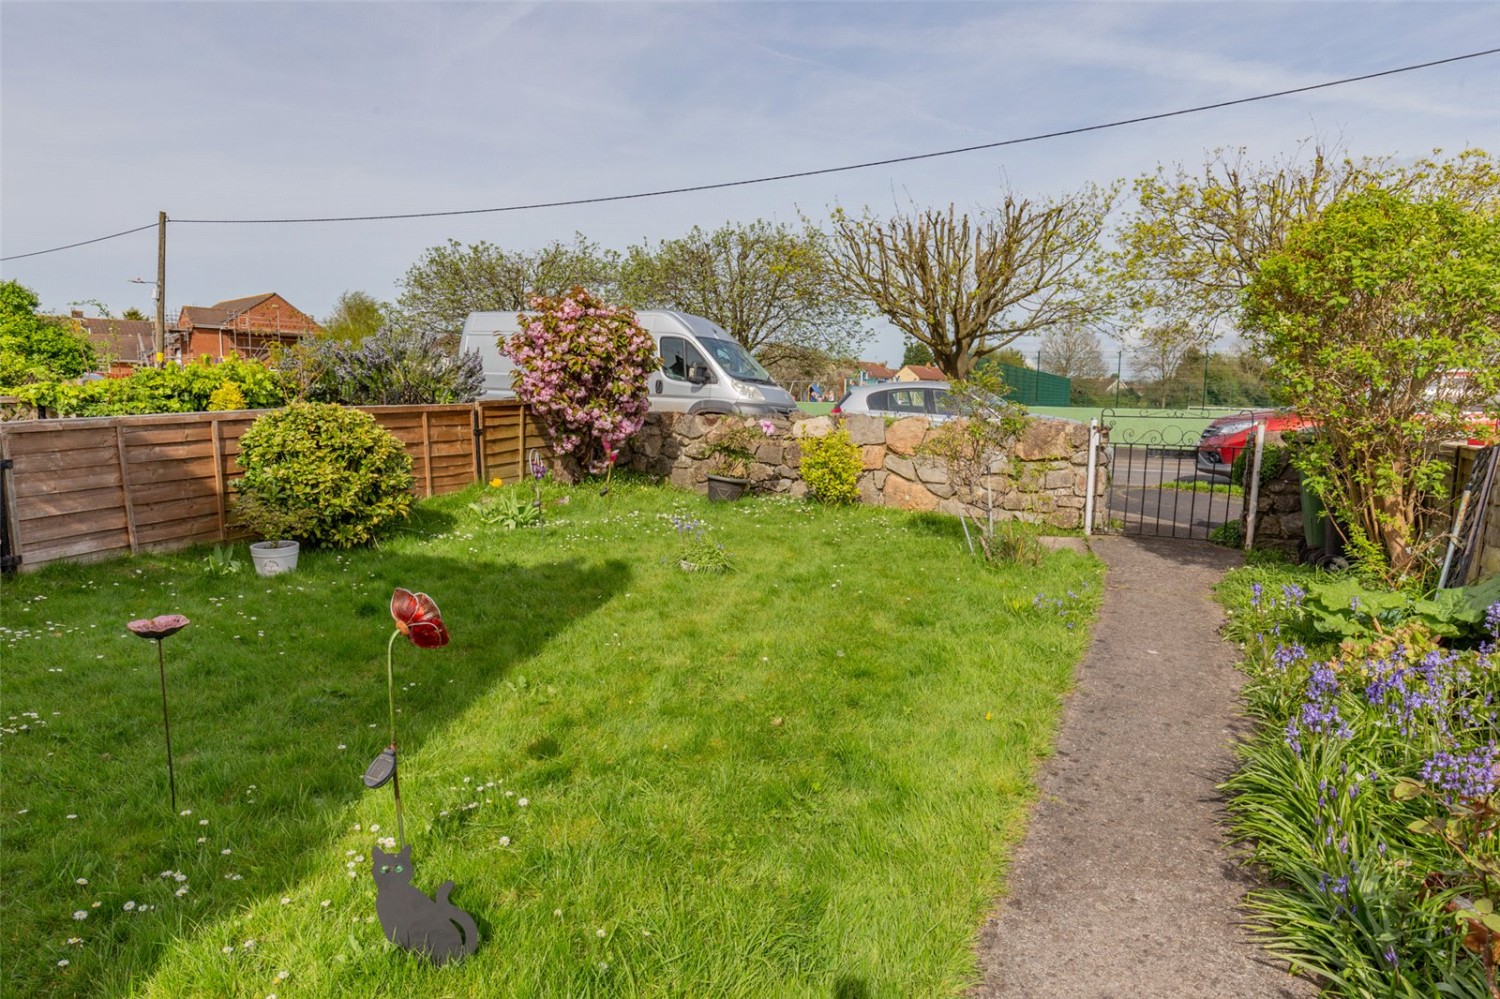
top-left (1105, 450), bottom-right (1242, 539)
top-left (971, 536), bottom-right (1315, 999)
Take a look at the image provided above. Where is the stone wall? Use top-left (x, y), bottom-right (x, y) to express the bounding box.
top-left (1247, 459), bottom-right (1303, 551)
top-left (621, 411), bottom-right (1108, 530)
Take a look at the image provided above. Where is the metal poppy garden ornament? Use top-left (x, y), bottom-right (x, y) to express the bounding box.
top-left (126, 615), bottom-right (190, 812)
top-left (361, 588), bottom-right (478, 963)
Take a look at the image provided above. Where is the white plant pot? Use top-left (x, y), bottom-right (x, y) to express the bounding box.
top-left (249, 540), bottom-right (299, 577)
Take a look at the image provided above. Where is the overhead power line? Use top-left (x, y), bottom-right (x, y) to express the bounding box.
top-left (4, 45), bottom-right (1497, 262)
top-left (1, 222), bottom-right (157, 263)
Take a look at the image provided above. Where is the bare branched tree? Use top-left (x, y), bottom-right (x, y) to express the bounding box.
top-left (1129, 322), bottom-right (1202, 408)
top-left (1038, 324), bottom-right (1108, 379)
top-left (824, 187), bottom-right (1114, 379)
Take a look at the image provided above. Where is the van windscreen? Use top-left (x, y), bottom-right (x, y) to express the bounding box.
top-left (699, 337), bottom-right (773, 383)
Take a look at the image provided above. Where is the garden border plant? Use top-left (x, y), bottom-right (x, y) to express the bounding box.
top-left (1219, 557), bottom-right (1500, 996)
top-left (234, 401), bottom-right (414, 548)
top-left (504, 287), bottom-right (657, 475)
top-left (798, 423), bottom-right (861, 505)
top-left (918, 370), bottom-right (1040, 564)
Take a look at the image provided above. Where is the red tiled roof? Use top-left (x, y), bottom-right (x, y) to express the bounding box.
top-left (210, 293), bottom-right (276, 314)
top-left (858, 361), bottom-right (896, 380)
top-left (178, 306), bottom-right (235, 329)
top-left (901, 364), bottom-right (946, 380)
top-left (46, 315), bottom-right (156, 365)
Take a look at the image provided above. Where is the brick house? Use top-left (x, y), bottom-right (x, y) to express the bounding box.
top-left (172, 293), bottom-right (319, 362)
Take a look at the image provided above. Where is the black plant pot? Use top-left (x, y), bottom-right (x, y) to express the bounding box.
top-left (706, 474), bottom-right (749, 502)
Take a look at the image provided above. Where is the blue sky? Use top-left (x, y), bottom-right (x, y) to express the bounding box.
top-left (3, 2), bottom-right (1497, 370)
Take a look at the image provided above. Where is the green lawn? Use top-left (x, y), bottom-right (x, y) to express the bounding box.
top-left (2, 479), bottom-right (1100, 997)
top-left (801, 400), bottom-right (1242, 444)
top-left (1028, 406), bottom-right (1245, 446)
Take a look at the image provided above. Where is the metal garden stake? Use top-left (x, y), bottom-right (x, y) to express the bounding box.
top-left (126, 615), bottom-right (191, 812)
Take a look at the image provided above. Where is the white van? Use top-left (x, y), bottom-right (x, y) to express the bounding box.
top-left (460, 309), bottom-right (799, 416)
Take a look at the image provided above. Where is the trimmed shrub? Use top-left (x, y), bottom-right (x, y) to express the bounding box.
top-left (799, 427), bottom-right (861, 505)
top-left (234, 402), bottom-right (413, 548)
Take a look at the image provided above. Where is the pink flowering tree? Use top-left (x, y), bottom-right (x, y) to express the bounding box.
top-left (504, 288), bottom-right (657, 473)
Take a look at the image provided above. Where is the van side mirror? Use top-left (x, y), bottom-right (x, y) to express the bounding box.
top-left (686, 363), bottom-right (711, 385)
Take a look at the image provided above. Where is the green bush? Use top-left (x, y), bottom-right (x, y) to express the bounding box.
top-left (208, 381), bottom-right (247, 411)
top-left (9, 355), bottom-right (286, 416)
top-left (234, 402), bottom-right (413, 548)
top-left (799, 426), bottom-right (861, 505)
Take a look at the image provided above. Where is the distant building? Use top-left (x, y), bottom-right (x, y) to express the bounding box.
top-left (855, 361), bottom-right (896, 384)
top-left (895, 363), bottom-right (945, 382)
top-left (49, 311), bottom-right (157, 376)
top-left (172, 293), bottom-right (319, 362)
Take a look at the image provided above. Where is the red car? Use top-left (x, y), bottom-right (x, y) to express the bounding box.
top-left (1195, 410), bottom-right (1312, 477)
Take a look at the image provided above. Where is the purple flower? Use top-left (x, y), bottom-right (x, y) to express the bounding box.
top-left (1272, 644), bottom-right (1307, 672)
top-left (1420, 742), bottom-right (1500, 800)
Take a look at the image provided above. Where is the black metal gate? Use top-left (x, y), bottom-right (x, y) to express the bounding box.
top-left (1098, 409), bottom-right (1252, 541)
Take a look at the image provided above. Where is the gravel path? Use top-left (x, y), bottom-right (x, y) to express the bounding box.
top-left (972, 535), bottom-right (1316, 999)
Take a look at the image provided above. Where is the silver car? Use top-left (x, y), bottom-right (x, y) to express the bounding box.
top-left (831, 380), bottom-right (957, 421)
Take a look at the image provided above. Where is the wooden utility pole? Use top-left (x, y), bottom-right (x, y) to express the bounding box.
top-left (155, 211), bottom-right (167, 366)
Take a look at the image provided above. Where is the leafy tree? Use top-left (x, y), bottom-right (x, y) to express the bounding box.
top-left (619, 220), bottom-right (867, 365)
top-left (505, 288), bottom-right (657, 472)
top-left (826, 188), bottom-right (1114, 378)
top-left (121, 307), bottom-right (148, 322)
top-left (321, 291), bottom-right (389, 344)
top-left (900, 337), bottom-right (933, 367)
top-left (1114, 143), bottom-right (1498, 339)
top-left (0, 280), bottom-right (97, 384)
top-left (1038, 324), bottom-right (1108, 379)
top-left (1243, 190), bottom-right (1500, 583)
top-left (396, 235), bottom-right (620, 344)
top-left (978, 347), bottom-right (1029, 372)
top-left (1174, 347), bottom-right (1280, 408)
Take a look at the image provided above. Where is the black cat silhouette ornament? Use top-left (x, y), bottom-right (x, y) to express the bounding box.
top-left (372, 844), bottom-right (479, 965)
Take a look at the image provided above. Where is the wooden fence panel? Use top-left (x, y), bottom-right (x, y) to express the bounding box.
top-left (0, 401), bottom-right (528, 571)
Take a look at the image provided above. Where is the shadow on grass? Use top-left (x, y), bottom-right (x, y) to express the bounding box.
top-left (905, 510), bottom-right (967, 543)
top-left (0, 547), bottom-right (629, 996)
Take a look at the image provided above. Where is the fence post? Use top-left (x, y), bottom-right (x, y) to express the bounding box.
top-left (210, 417), bottom-right (228, 541)
top-left (1243, 422), bottom-right (1268, 551)
top-left (115, 425), bottom-right (140, 554)
top-left (0, 431), bottom-right (19, 574)
top-left (1084, 419), bottom-right (1099, 536)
